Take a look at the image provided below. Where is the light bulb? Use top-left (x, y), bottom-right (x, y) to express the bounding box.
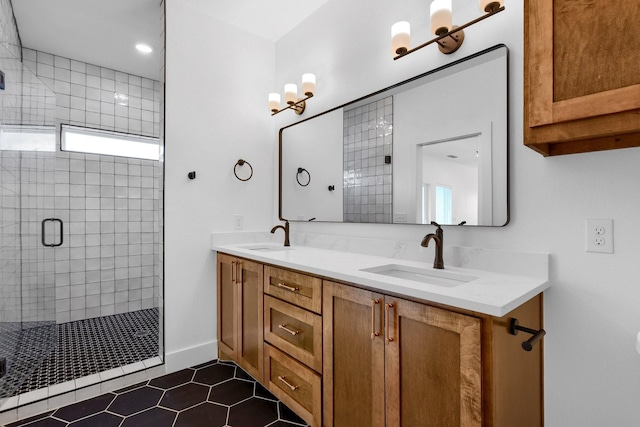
top-left (302, 74), bottom-right (316, 96)
top-left (268, 93), bottom-right (281, 113)
top-left (479, 0), bottom-right (503, 13)
top-left (430, 0), bottom-right (452, 35)
top-left (391, 21), bottom-right (411, 55)
top-left (284, 84), bottom-right (298, 105)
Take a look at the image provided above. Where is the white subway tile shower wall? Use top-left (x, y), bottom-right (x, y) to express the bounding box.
top-left (343, 96), bottom-right (393, 223)
top-left (16, 48), bottom-right (162, 323)
top-left (0, 151), bottom-right (22, 323)
top-left (22, 48), bottom-right (161, 140)
top-left (0, 0), bottom-right (21, 58)
top-left (0, 0), bottom-right (21, 319)
top-left (45, 153), bottom-right (160, 324)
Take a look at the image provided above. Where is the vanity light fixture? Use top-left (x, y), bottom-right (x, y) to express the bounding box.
top-left (269, 73), bottom-right (316, 116)
top-left (391, 0), bottom-right (504, 59)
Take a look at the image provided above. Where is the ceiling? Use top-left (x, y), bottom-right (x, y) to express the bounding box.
top-left (11, 0), bottom-right (329, 82)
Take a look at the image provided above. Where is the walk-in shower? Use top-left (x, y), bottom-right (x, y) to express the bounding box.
top-left (0, 0), bottom-right (164, 412)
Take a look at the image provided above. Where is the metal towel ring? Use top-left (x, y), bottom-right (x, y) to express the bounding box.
top-left (296, 167), bottom-right (311, 186)
top-left (234, 159), bottom-right (253, 181)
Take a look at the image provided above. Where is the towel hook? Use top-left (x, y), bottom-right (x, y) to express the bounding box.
top-left (296, 167), bottom-right (311, 187)
top-left (509, 318), bottom-right (546, 352)
top-left (234, 159), bottom-right (253, 181)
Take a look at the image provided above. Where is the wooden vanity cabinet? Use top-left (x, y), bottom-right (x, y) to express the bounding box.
top-left (217, 253), bottom-right (264, 380)
top-left (216, 252), bottom-right (544, 427)
top-left (263, 266), bottom-right (323, 427)
top-left (323, 280), bottom-right (543, 427)
top-left (323, 280), bottom-right (482, 427)
top-left (524, 0), bottom-right (640, 156)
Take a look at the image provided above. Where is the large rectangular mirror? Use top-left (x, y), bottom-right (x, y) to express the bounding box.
top-left (280, 44), bottom-right (508, 226)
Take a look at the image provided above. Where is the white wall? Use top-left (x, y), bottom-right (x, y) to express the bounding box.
top-left (274, 0), bottom-right (640, 425)
top-left (164, 0), bottom-right (275, 371)
top-left (164, 0), bottom-right (640, 424)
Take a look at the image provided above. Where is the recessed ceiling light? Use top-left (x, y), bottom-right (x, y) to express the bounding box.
top-left (136, 44), bottom-right (153, 53)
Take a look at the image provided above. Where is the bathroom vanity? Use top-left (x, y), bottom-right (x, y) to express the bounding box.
top-left (215, 243), bottom-right (548, 427)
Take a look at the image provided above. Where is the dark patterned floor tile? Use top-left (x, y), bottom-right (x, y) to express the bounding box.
top-left (235, 366), bottom-right (253, 381)
top-left (193, 363), bottom-right (235, 386)
top-left (208, 378), bottom-right (254, 406)
top-left (108, 385), bottom-right (164, 416)
top-left (190, 360), bottom-right (217, 370)
top-left (120, 407), bottom-right (177, 427)
top-left (159, 382), bottom-right (209, 411)
top-left (174, 402), bottom-right (228, 427)
top-left (10, 418), bottom-right (66, 427)
top-left (68, 411), bottom-right (123, 427)
top-left (148, 368), bottom-right (194, 389)
top-left (114, 380), bottom-right (148, 394)
top-left (279, 401), bottom-right (307, 425)
top-left (228, 397), bottom-right (278, 426)
top-left (268, 422), bottom-right (308, 427)
top-left (255, 382), bottom-right (277, 401)
top-left (53, 392), bottom-right (116, 422)
top-left (5, 410), bottom-right (55, 427)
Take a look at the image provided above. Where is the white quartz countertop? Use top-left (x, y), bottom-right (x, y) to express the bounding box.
top-left (213, 242), bottom-right (549, 317)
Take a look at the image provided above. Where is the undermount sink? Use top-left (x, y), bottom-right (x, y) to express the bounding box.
top-left (360, 264), bottom-right (478, 287)
top-left (243, 245), bottom-right (292, 252)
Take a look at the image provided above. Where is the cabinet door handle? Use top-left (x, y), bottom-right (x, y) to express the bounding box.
top-left (278, 324), bottom-right (301, 336)
top-left (278, 375), bottom-right (299, 391)
top-left (236, 261), bottom-right (243, 284)
top-left (276, 282), bottom-right (299, 292)
top-left (385, 302), bottom-right (395, 344)
top-left (371, 299), bottom-right (380, 339)
top-left (231, 261), bottom-right (236, 284)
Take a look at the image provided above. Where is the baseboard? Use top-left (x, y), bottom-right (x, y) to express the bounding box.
top-left (164, 340), bottom-right (218, 373)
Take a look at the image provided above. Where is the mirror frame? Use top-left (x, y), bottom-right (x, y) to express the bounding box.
top-left (279, 44), bottom-right (509, 227)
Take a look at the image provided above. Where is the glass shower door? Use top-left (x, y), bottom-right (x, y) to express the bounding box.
top-left (0, 43), bottom-right (57, 405)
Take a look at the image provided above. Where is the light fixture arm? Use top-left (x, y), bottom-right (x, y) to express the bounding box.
top-left (394, 6), bottom-right (504, 60)
top-left (271, 93), bottom-right (314, 116)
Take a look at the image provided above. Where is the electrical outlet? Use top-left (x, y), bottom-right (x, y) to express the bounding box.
top-left (586, 219), bottom-right (613, 254)
top-left (234, 214), bottom-right (244, 231)
top-left (393, 213), bottom-right (407, 223)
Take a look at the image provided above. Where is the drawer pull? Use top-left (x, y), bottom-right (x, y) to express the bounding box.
top-left (278, 324), bottom-right (301, 336)
top-left (278, 375), bottom-right (299, 391)
top-left (385, 302), bottom-right (395, 344)
top-left (276, 282), bottom-right (299, 292)
top-left (371, 299), bottom-right (380, 339)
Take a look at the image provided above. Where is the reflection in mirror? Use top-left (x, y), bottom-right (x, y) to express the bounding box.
top-left (280, 45), bottom-right (508, 226)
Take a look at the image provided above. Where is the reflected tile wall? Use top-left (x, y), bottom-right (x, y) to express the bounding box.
top-left (343, 96), bottom-right (393, 223)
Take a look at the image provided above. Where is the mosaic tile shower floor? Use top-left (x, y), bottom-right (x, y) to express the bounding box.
top-left (0, 308), bottom-right (159, 398)
top-left (6, 360), bottom-right (310, 427)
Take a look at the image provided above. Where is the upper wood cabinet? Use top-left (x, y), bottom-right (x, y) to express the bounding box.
top-left (524, 0), bottom-right (640, 156)
top-left (217, 254), bottom-right (264, 380)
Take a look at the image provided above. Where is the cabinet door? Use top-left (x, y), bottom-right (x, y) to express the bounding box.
top-left (217, 253), bottom-right (238, 360)
top-left (525, 0), bottom-right (640, 155)
top-left (323, 281), bottom-right (385, 427)
top-left (385, 297), bottom-right (482, 427)
top-left (237, 258), bottom-right (264, 380)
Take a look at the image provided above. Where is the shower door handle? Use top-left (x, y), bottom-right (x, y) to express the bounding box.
top-left (41, 218), bottom-right (63, 247)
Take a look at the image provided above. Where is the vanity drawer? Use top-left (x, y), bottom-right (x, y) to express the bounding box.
top-left (264, 343), bottom-right (321, 427)
top-left (264, 265), bottom-right (322, 314)
top-left (264, 295), bottom-right (322, 372)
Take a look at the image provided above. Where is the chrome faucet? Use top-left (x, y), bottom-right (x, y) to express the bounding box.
top-left (421, 221), bottom-right (444, 269)
top-left (270, 220), bottom-right (290, 247)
